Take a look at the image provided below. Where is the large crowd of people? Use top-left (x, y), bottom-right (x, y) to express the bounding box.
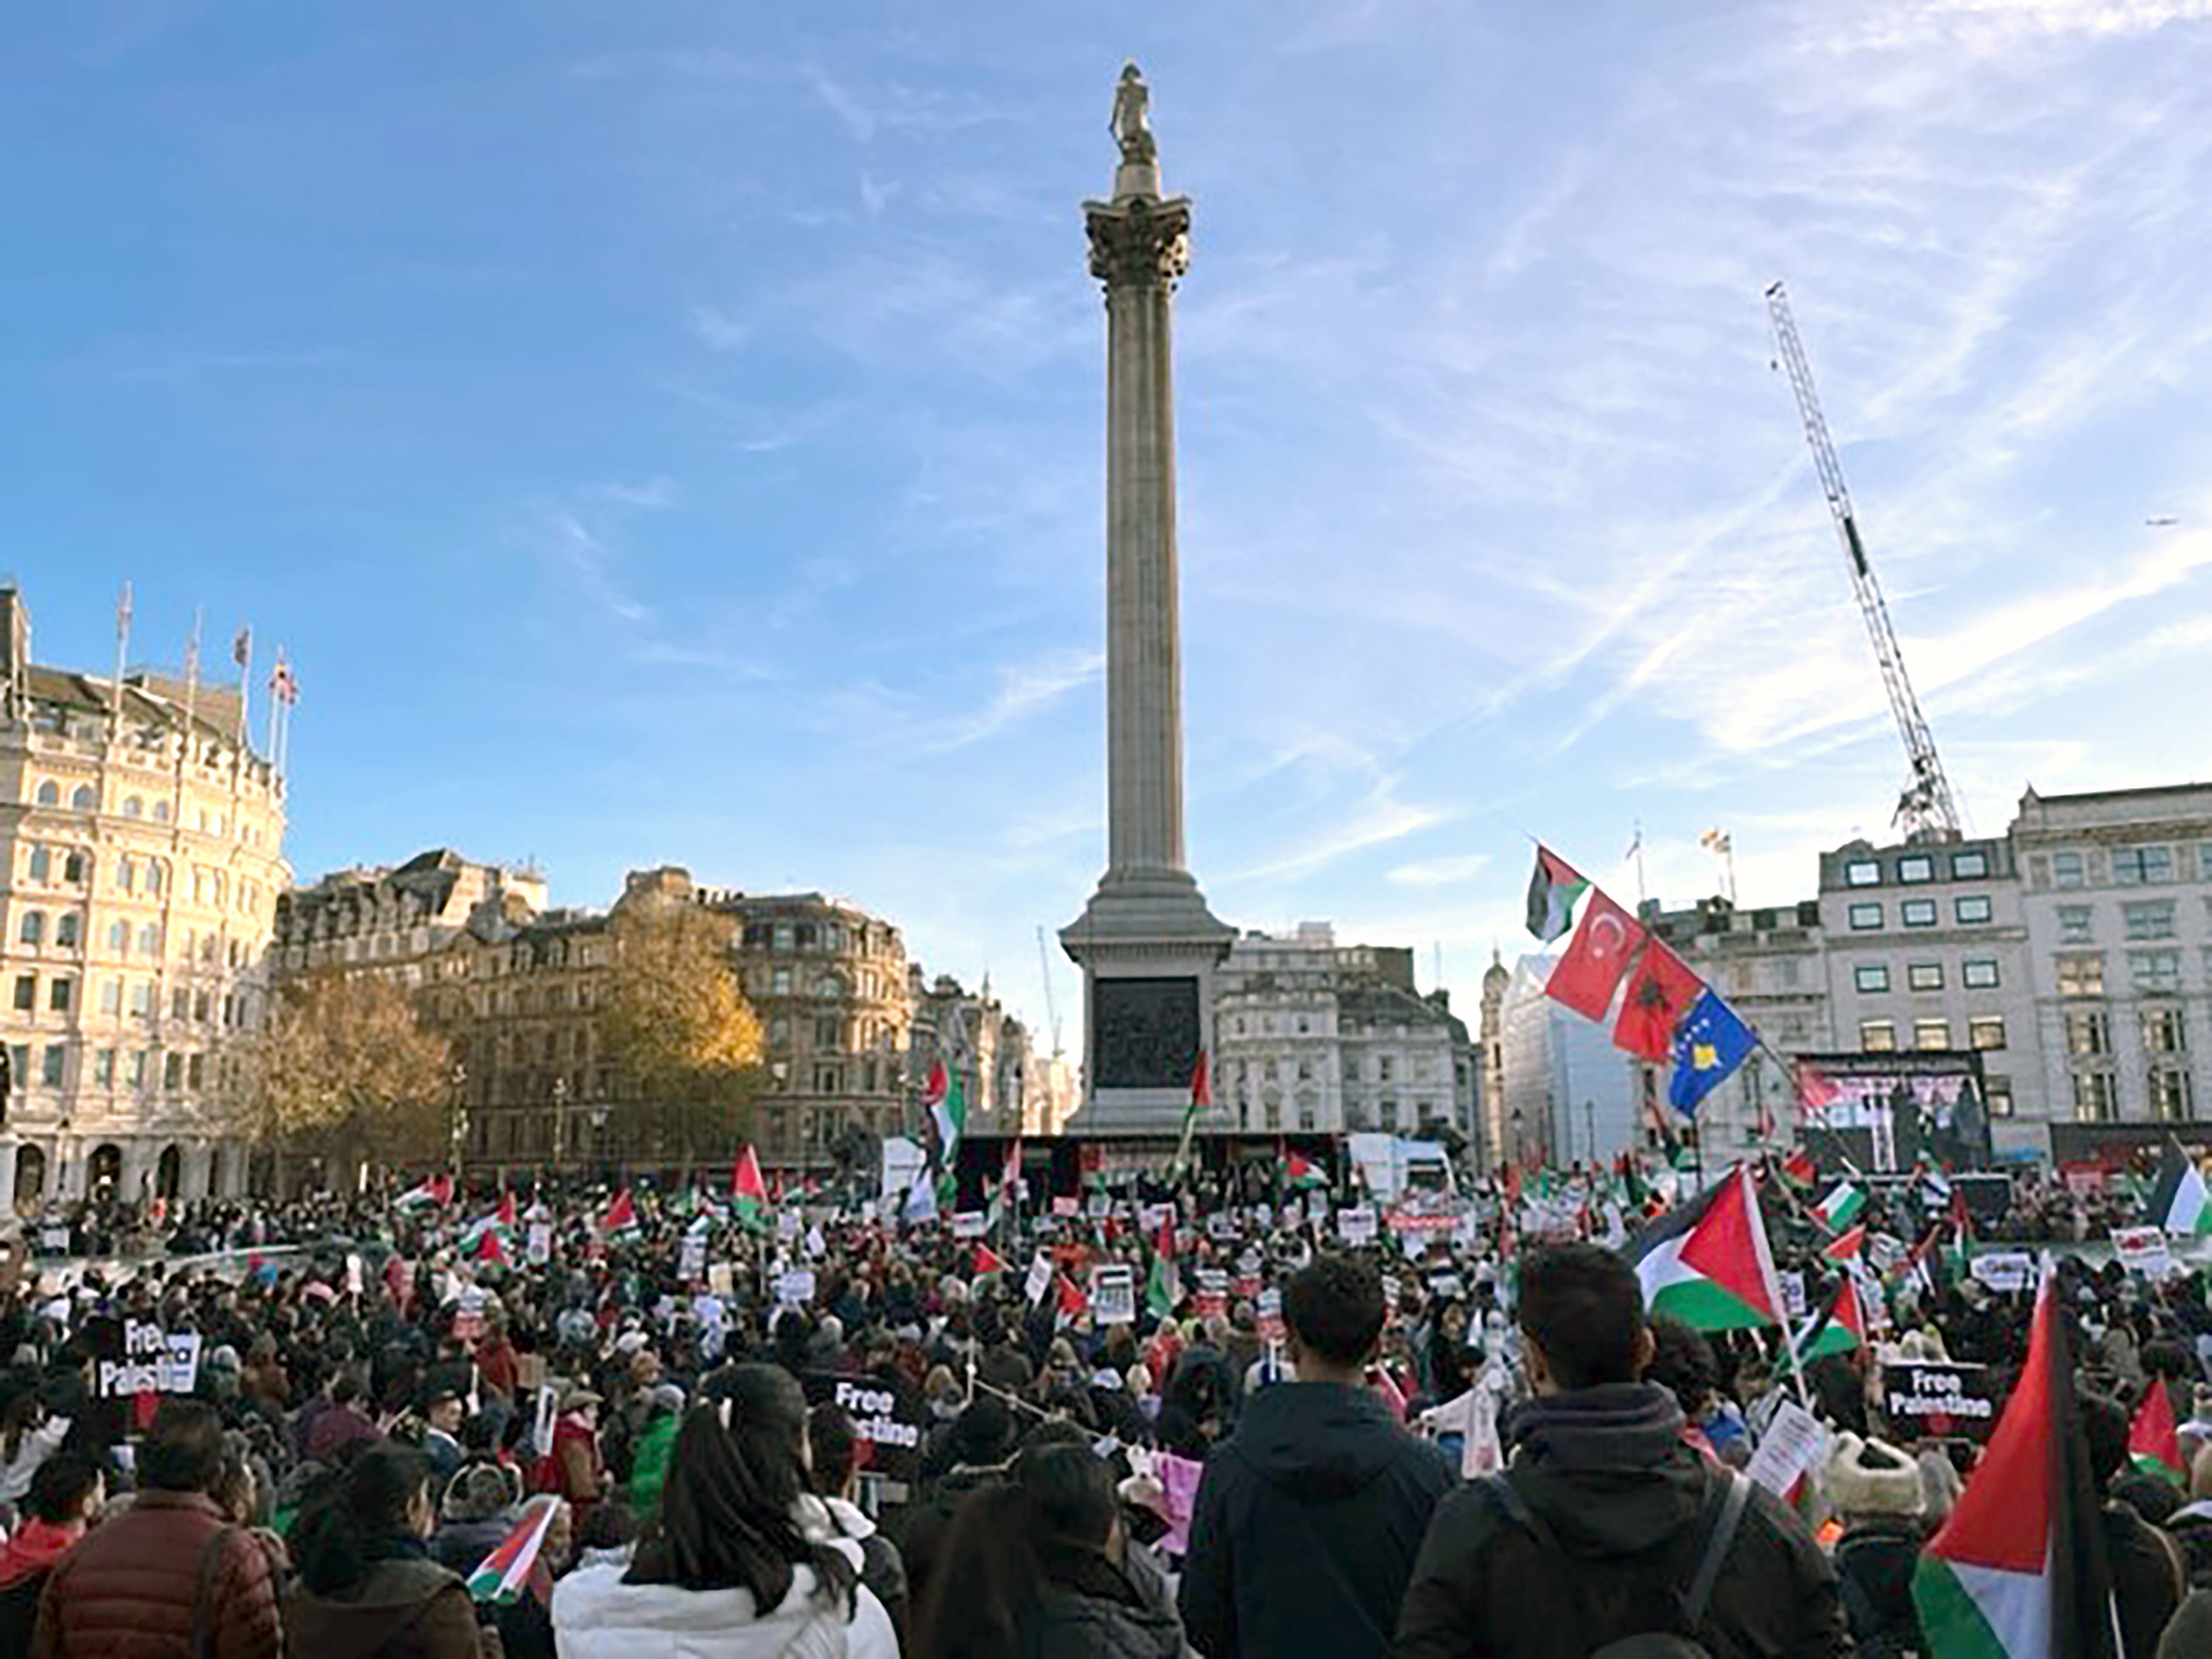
top-left (0, 1151), bottom-right (2201, 1656)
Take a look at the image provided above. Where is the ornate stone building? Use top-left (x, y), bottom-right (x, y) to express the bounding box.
top-left (0, 585), bottom-right (289, 1204)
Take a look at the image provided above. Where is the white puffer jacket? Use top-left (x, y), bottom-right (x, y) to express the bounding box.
top-left (550, 1536), bottom-right (899, 1659)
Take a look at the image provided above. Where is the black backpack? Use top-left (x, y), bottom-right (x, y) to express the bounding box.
top-left (1479, 1468), bottom-right (1753, 1659)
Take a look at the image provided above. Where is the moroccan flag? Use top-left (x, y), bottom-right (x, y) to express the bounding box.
top-left (1667, 990), bottom-right (1755, 1115)
top-left (1813, 1181), bottom-right (1866, 1232)
top-left (1913, 1262), bottom-right (2115, 1659)
top-left (599, 1189), bottom-right (638, 1240)
top-left (1822, 1224), bottom-right (1866, 1264)
top-left (466, 1496), bottom-right (561, 1605)
top-left (2129, 1382), bottom-right (2184, 1486)
top-left (732, 1145), bottom-right (770, 1221)
top-left (1795, 1272), bottom-right (1869, 1363)
top-left (1626, 1165), bottom-right (1780, 1332)
top-left (1782, 1147), bottom-right (1818, 1188)
top-left (1525, 846), bottom-right (1591, 943)
top-left (1546, 891), bottom-right (1643, 1021)
top-left (1613, 939), bottom-right (1703, 1062)
top-left (973, 1242), bottom-right (1009, 1277)
top-left (2148, 1139), bottom-right (2212, 1236)
top-left (1146, 1218), bottom-right (1181, 1320)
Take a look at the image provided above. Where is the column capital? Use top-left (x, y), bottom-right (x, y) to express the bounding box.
top-left (1086, 195), bottom-right (1191, 293)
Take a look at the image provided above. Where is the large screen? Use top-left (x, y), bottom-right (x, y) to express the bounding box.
top-left (1792, 1050), bottom-right (1993, 1173)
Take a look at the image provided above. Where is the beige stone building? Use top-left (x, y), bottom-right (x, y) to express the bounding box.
top-left (0, 585), bottom-right (289, 1205)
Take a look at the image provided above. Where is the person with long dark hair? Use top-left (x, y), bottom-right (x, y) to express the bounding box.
top-left (283, 1440), bottom-right (492, 1659)
top-left (913, 1442), bottom-right (1186, 1659)
top-left (552, 1364), bottom-right (897, 1659)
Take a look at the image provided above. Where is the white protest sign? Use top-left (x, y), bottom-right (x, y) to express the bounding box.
top-left (345, 1253), bottom-right (365, 1296)
top-left (1970, 1252), bottom-right (2036, 1294)
top-left (1088, 1193), bottom-right (1113, 1220)
top-left (777, 1269), bottom-right (817, 1307)
top-left (951, 1212), bottom-right (988, 1240)
top-left (1868, 1232), bottom-right (1907, 1273)
top-left (1339, 1206), bottom-right (1378, 1246)
top-left (707, 1262), bottom-right (734, 1296)
top-left (2113, 1227), bottom-right (2179, 1279)
top-left (1142, 1204), bottom-right (1174, 1234)
top-left (1746, 1399), bottom-right (1831, 1498)
top-left (778, 1211), bottom-right (803, 1241)
top-left (1026, 1251), bottom-right (1055, 1307)
top-left (1093, 1265), bottom-right (1136, 1325)
top-left (1253, 1203), bottom-right (1273, 1231)
top-left (533, 1383), bottom-right (559, 1459)
top-left (1257, 1287), bottom-right (1285, 1344)
top-left (1778, 1271), bottom-right (1808, 1322)
top-left (805, 1225), bottom-right (827, 1259)
top-left (526, 1222), bottom-right (553, 1265)
top-left (678, 1232), bottom-right (708, 1282)
top-left (1195, 1269), bottom-right (1230, 1320)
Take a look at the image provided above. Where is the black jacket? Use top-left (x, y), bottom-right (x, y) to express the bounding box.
top-left (1179, 1379), bottom-right (1452, 1659)
top-left (1394, 1382), bottom-right (1852, 1659)
top-left (1021, 1541), bottom-right (1186, 1659)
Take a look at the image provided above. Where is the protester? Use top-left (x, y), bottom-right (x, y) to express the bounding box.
top-left (1179, 1254), bottom-right (1452, 1658)
top-left (915, 1441), bottom-right (1186, 1659)
top-left (806, 1402), bottom-right (911, 1644)
top-left (32, 1399), bottom-right (286, 1659)
top-left (550, 1365), bottom-right (897, 1659)
top-left (0, 1455), bottom-right (103, 1658)
top-left (1822, 1432), bottom-right (1928, 1656)
top-left (1394, 1243), bottom-right (1852, 1657)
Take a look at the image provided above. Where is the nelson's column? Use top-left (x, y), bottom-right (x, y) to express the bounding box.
top-left (1061, 66), bottom-right (1235, 1136)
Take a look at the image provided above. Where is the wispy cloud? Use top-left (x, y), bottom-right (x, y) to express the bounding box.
top-left (1387, 853), bottom-right (1491, 888)
top-left (927, 649), bottom-right (1103, 752)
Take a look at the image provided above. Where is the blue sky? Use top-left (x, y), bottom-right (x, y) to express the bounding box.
top-left (8, 0), bottom-right (2212, 1052)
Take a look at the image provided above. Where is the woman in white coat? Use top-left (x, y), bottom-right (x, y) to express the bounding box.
top-left (552, 1364), bottom-right (899, 1659)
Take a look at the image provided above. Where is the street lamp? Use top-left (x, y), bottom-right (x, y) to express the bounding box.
top-left (552, 1074), bottom-right (571, 1176)
top-left (1509, 1105), bottom-right (1525, 1170)
top-left (449, 1063), bottom-right (468, 1182)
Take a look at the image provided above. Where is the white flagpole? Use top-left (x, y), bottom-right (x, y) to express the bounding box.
top-left (108, 581), bottom-right (133, 738)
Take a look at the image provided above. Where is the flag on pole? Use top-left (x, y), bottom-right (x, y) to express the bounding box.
top-left (973, 1242), bottom-right (1009, 1276)
top-left (1782, 1147), bottom-right (1818, 1188)
top-left (466, 1497), bottom-right (562, 1605)
top-left (1626, 1166), bottom-right (1782, 1332)
top-left (231, 625), bottom-right (252, 667)
top-left (1667, 990), bottom-right (1756, 1115)
top-left (1525, 846), bottom-right (1591, 943)
top-left (1794, 1272), bottom-right (1869, 1364)
top-left (1282, 1151), bottom-right (1325, 1189)
top-left (2128, 1382), bottom-right (2184, 1487)
top-left (1545, 891), bottom-right (1643, 1022)
top-left (1613, 939), bottom-right (1704, 1062)
top-left (2148, 1139), bottom-right (2212, 1236)
top-left (497, 1191), bottom-right (518, 1230)
top-left (988, 1139), bottom-right (1022, 1227)
top-left (1813, 1181), bottom-right (1866, 1233)
top-left (396, 1175), bottom-right (453, 1212)
top-left (1912, 1260), bottom-right (2116, 1659)
top-left (732, 1145), bottom-right (770, 1223)
top-left (1145, 1216), bottom-right (1181, 1320)
top-left (1172, 1051), bottom-right (1210, 1174)
top-left (1821, 1224), bottom-right (1866, 1264)
top-left (599, 1189), bottom-right (639, 1241)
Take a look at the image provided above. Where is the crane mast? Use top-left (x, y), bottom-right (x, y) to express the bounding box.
top-left (1764, 281), bottom-right (1963, 843)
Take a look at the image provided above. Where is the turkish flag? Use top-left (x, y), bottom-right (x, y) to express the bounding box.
top-left (1613, 939), bottom-right (1703, 1060)
top-left (1545, 891), bottom-right (1643, 1021)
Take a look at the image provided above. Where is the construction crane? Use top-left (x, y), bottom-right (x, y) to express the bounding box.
top-left (1764, 281), bottom-right (1963, 843)
top-left (1035, 925), bottom-right (1064, 1060)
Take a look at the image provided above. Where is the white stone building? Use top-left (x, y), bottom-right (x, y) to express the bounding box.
top-left (0, 585), bottom-right (289, 1203)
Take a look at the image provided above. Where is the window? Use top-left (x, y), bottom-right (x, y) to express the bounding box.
top-left (106, 920), bottom-right (128, 954)
top-left (1380, 1055), bottom-right (1395, 1081)
top-left (145, 860), bottom-right (162, 896)
top-left (2130, 950), bottom-right (2182, 993)
top-left (11, 976), bottom-right (32, 1012)
top-left (70, 784), bottom-right (94, 811)
top-left (2053, 851), bottom-right (2085, 888)
top-left (2057, 954), bottom-right (2105, 997)
top-left (2073, 1071), bottom-right (2119, 1121)
top-left (128, 1049), bottom-right (148, 1088)
top-left (16, 913), bottom-right (42, 946)
top-left (193, 990), bottom-right (209, 1023)
top-left (1849, 902), bottom-right (1883, 931)
top-left (2114, 845), bottom-right (2173, 885)
top-left (1859, 1019), bottom-right (1897, 1052)
top-left (123, 796), bottom-right (143, 818)
top-left (138, 924), bottom-right (158, 956)
top-left (814, 1015), bottom-right (842, 1050)
top-left (92, 1048), bottom-right (114, 1086)
top-left (100, 980), bottom-right (121, 1014)
top-left (1897, 856), bottom-right (1934, 884)
top-left (163, 1052), bottom-right (183, 1090)
top-left (1986, 1074), bottom-right (2014, 1117)
top-left (33, 782), bottom-right (58, 806)
top-left (772, 968), bottom-right (792, 996)
top-left (2058, 905), bottom-right (2094, 944)
top-left (1907, 963), bottom-right (1945, 992)
top-left (153, 801), bottom-right (169, 822)
top-left (1963, 959), bottom-right (2000, 989)
top-left (2124, 901), bottom-right (2176, 940)
top-left (1955, 896), bottom-right (1993, 925)
top-left (62, 852), bottom-right (85, 884)
top-left (2144, 1007), bottom-right (2188, 1054)
top-left (1379, 1098), bottom-right (1400, 1131)
top-left (26, 847), bottom-right (49, 884)
top-left (48, 978), bottom-right (71, 1013)
top-left (1901, 899), bottom-right (1938, 928)
top-left (171, 987), bottom-right (189, 1021)
top-left (1845, 860), bottom-right (1881, 887)
top-left (54, 915), bottom-right (76, 949)
top-left (2152, 1069), bottom-right (2195, 1123)
top-left (1913, 1018), bottom-right (1950, 1050)
top-left (773, 923), bottom-right (793, 952)
top-left (40, 1046), bottom-right (64, 1088)
top-left (1952, 850), bottom-right (1990, 880)
top-left (115, 856), bottom-right (134, 894)
top-left (812, 1064), bottom-right (839, 1094)
top-left (1969, 1016), bottom-right (2006, 1050)
top-left (130, 981), bottom-right (152, 1018)
top-left (187, 1054), bottom-right (205, 1090)
top-left (2066, 1010), bottom-right (2112, 1055)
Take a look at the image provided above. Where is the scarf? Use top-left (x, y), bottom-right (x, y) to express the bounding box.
top-left (0, 1519), bottom-right (85, 1590)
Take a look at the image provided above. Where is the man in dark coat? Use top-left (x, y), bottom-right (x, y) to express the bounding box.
top-left (1394, 1243), bottom-right (1851, 1659)
top-left (1179, 1254), bottom-right (1452, 1658)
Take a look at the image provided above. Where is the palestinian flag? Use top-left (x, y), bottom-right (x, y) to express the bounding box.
top-left (1821, 1224), bottom-right (1866, 1264)
top-left (1626, 1165), bottom-right (1780, 1332)
top-left (1795, 1272), bottom-right (1869, 1363)
top-left (1525, 846), bottom-right (1591, 943)
top-left (396, 1175), bottom-right (453, 1212)
top-left (466, 1496), bottom-right (561, 1605)
top-left (1913, 1262), bottom-right (2115, 1659)
top-left (988, 1140), bottom-right (1022, 1227)
top-left (1145, 1217), bottom-right (1181, 1320)
top-left (599, 1189), bottom-right (639, 1241)
top-left (923, 1060), bottom-right (966, 1176)
top-left (1172, 1052), bottom-right (1212, 1174)
top-left (1813, 1181), bottom-right (1866, 1233)
top-left (973, 1242), bottom-right (1009, 1276)
top-left (1055, 1272), bottom-right (1088, 1322)
top-left (2129, 1382), bottom-right (2184, 1486)
top-left (732, 1145), bottom-right (770, 1225)
top-left (1283, 1152), bottom-right (1325, 1190)
top-left (1782, 1147), bottom-right (1818, 1188)
top-left (2148, 1140), bottom-right (2212, 1236)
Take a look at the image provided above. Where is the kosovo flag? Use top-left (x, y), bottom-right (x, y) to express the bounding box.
top-left (1668, 989), bottom-right (1755, 1116)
